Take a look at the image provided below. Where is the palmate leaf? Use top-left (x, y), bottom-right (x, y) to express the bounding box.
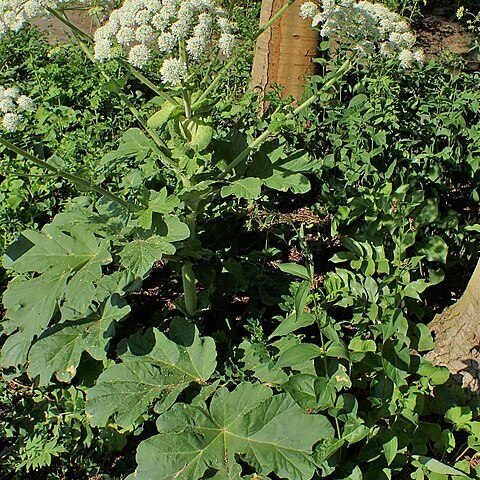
top-left (121, 213), bottom-right (189, 275)
top-left (119, 236), bottom-right (176, 277)
top-left (86, 318), bottom-right (216, 428)
top-left (129, 382), bottom-right (334, 480)
top-left (27, 295), bottom-right (131, 385)
top-left (1, 224), bottom-right (113, 367)
top-left (1, 270), bottom-right (69, 367)
top-left (3, 224), bottom-right (111, 274)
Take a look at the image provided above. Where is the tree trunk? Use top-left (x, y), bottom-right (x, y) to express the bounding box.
top-left (425, 259), bottom-right (480, 394)
top-left (251, 0), bottom-right (319, 110)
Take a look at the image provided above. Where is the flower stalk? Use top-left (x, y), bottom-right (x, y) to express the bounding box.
top-left (0, 136), bottom-right (132, 210)
top-left (219, 54), bottom-right (354, 178)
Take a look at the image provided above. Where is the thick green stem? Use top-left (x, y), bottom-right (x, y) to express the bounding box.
top-left (178, 40), bottom-right (192, 119)
top-left (219, 56), bottom-right (353, 178)
top-left (182, 88), bottom-right (192, 120)
top-left (182, 261), bottom-right (198, 317)
top-left (116, 59), bottom-right (180, 106)
top-left (69, 31), bottom-right (182, 175)
top-left (0, 137), bottom-right (132, 209)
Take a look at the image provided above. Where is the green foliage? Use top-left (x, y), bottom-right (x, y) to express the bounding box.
top-left (0, 379), bottom-right (126, 479)
top-left (131, 382), bottom-right (334, 480)
top-left (0, 26), bottom-right (134, 262)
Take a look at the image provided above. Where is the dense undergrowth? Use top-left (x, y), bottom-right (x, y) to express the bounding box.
top-left (1, 0), bottom-right (480, 479)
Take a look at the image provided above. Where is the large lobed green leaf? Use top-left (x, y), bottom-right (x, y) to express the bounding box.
top-left (86, 318), bottom-right (216, 428)
top-left (27, 295), bottom-right (131, 385)
top-left (1, 224), bottom-right (113, 368)
top-left (129, 382), bottom-right (334, 480)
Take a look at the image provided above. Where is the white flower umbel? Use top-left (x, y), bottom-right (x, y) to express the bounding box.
top-left (300, 0), bottom-right (424, 68)
top-left (160, 57), bottom-right (188, 85)
top-left (94, 0), bottom-right (236, 83)
top-left (0, 85), bottom-right (35, 132)
top-left (2, 112), bottom-right (22, 132)
top-left (128, 43), bottom-right (151, 68)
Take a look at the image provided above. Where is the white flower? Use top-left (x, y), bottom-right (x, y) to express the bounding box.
top-left (157, 32), bottom-right (176, 52)
top-left (2, 112), bottom-right (22, 132)
top-left (116, 26), bottom-right (136, 45)
top-left (4, 86), bottom-right (20, 99)
top-left (94, 0), bottom-right (236, 71)
top-left (186, 35), bottom-right (206, 60)
top-left (135, 24), bottom-right (154, 43)
top-left (398, 48), bottom-right (414, 68)
top-left (400, 32), bottom-right (416, 48)
top-left (194, 12), bottom-right (212, 37)
top-left (300, 2), bottom-right (319, 19)
top-left (0, 85), bottom-right (34, 131)
top-left (0, 0), bottom-right (92, 39)
top-left (413, 49), bottom-right (425, 66)
top-left (300, 0), bottom-right (424, 68)
top-left (0, 98), bottom-right (15, 113)
top-left (217, 16), bottom-right (231, 33)
top-left (171, 17), bottom-right (193, 39)
top-left (16, 95), bottom-right (35, 112)
top-left (160, 58), bottom-right (188, 85)
top-left (218, 32), bottom-right (236, 57)
top-left (94, 38), bottom-right (113, 61)
top-left (128, 44), bottom-right (151, 68)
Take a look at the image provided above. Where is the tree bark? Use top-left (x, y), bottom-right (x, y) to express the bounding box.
top-left (425, 259), bottom-right (480, 394)
top-left (251, 0), bottom-right (319, 110)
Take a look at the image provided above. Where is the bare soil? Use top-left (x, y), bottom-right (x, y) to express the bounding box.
top-left (414, 13), bottom-right (479, 70)
top-left (30, 11), bottom-right (97, 43)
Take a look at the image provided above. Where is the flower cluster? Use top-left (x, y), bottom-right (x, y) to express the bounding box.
top-left (94, 0), bottom-right (236, 85)
top-left (300, 0), bottom-right (424, 68)
top-left (0, 0), bottom-right (92, 39)
top-left (0, 86), bottom-right (35, 132)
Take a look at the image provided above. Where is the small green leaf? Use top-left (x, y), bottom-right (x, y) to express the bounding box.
top-left (269, 312), bottom-right (315, 338)
top-left (221, 177), bottom-right (263, 200)
top-left (162, 216), bottom-right (190, 242)
top-left (384, 436), bottom-right (398, 466)
top-left (120, 236), bottom-right (176, 277)
top-left (278, 263), bottom-right (310, 280)
top-left (263, 173), bottom-right (310, 194)
top-left (417, 236), bottom-right (448, 263)
top-left (276, 343), bottom-right (322, 368)
top-left (294, 281), bottom-right (310, 321)
top-left (415, 324), bottom-right (435, 352)
top-left (445, 406), bottom-right (473, 429)
top-left (417, 361), bottom-right (450, 386)
top-left (411, 455), bottom-right (467, 477)
top-left (382, 340), bottom-right (410, 386)
top-left (348, 94), bottom-right (368, 109)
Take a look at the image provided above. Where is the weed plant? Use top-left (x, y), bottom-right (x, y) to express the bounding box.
top-left (0, 2), bottom-right (480, 480)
